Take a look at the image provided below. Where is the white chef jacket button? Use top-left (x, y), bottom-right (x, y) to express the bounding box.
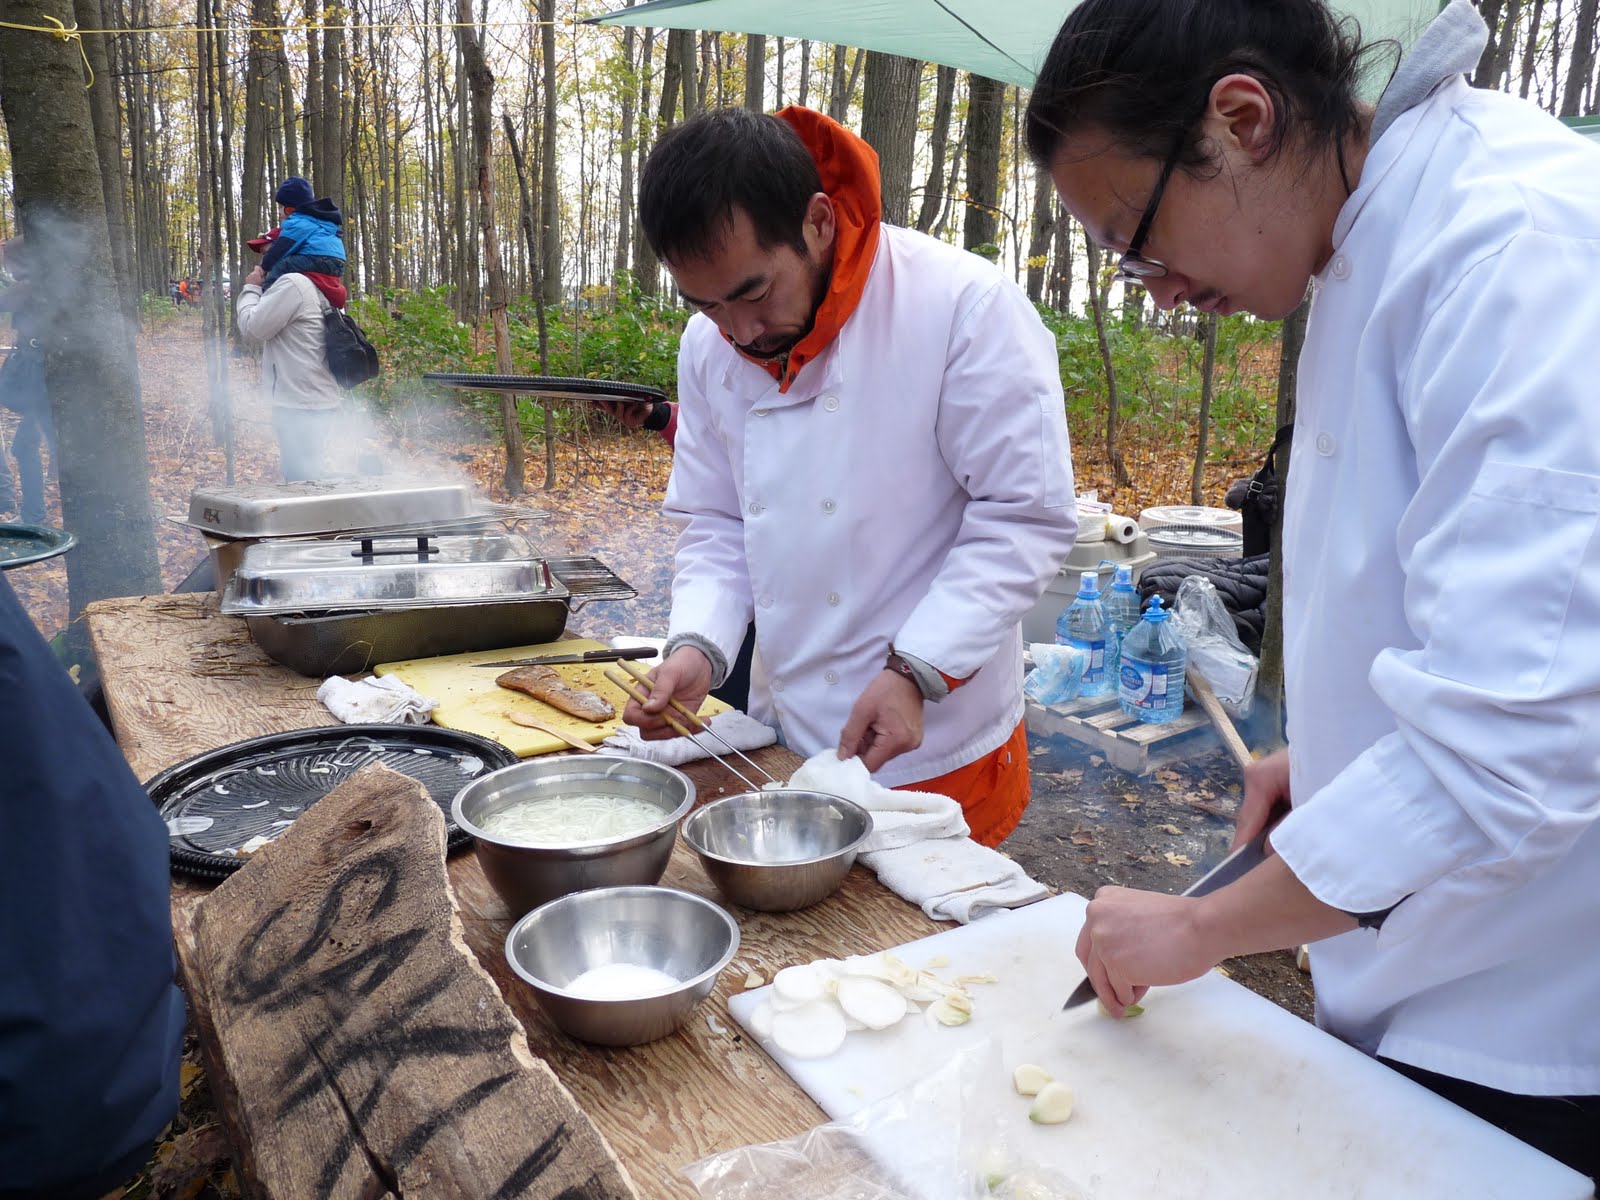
top-left (1316, 432), bottom-right (1336, 456)
top-left (821, 498), bottom-right (837, 514)
top-left (748, 501), bottom-right (763, 516)
top-left (822, 395), bottom-right (840, 412)
top-left (824, 670), bottom-right (839, 684)
top-left (826, 591), bottom-right (841, 606)
top-left (758, 594), bottom-right (774, 609)
top-left (771, 679), bottom-right (784, 693)
top-left (1330, 254), bottom-right (1351, 280)
top-left (753, 408), bottom-right (769, 417)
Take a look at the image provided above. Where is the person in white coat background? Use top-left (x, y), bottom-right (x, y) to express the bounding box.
top-left (624, 105), bottom-right (1077, 848)
top-left (1028, 0), bottom-right (1599, 1177)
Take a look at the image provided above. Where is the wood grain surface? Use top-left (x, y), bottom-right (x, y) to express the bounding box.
top-left (190, 762), bottom-right (638, 1199)
top-left (87, 594), bottom-right (946, 1199)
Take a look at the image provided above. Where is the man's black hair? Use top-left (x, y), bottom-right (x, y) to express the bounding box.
top-left (1024, 0), bottom-right (1394, 186)
top-left (639, 107), bottom-right (822, 264)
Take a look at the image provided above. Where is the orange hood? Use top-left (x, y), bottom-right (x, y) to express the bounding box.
top-left (746, 107), bottom-right (882, 393)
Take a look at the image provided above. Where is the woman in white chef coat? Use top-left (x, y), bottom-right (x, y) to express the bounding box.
top-left (1027, 0), bottom-right (1600, 1178)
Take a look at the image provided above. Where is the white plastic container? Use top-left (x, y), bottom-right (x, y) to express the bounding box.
top-left (1021, 533), bottom-right (1157, 646)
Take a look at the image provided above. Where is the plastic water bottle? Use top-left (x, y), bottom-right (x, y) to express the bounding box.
top-left (1102, 562), bottom-right (1142, 682)
top-left (1118, 595), bottom-right (1188, 723)
top-left (1056, 571), bottom-right (1113, 697)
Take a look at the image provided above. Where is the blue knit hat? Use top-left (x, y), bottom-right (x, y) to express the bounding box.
top-left (274, 176), bottom-right (315, 209)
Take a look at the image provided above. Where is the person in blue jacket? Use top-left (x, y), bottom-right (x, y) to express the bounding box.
top-left (260, 176), bottom-right (346, 291)
top-left (0, 575), bottom-right (185, 1199)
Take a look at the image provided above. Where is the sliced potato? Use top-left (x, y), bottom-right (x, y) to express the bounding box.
top-left (836, 976), bottom-right (908, 1031)
top-left (1012, 1063), bottom-right (1053, 1097)
top-left (771, 1000), bottom-right (848, 1059)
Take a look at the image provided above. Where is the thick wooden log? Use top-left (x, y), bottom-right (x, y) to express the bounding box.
top-left (189, 762), bottom-right (638, 1199)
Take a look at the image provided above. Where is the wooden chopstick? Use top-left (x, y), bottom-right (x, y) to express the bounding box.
top-left (602, 668), bottom-right (697, 739)
top-left (616, 658), bottom-right (707, 730)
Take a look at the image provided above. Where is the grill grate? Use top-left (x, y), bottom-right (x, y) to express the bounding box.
top-left (548, 555), bottom-right (637, 607)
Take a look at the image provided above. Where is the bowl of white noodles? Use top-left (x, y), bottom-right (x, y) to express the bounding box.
top-left (452, 755), bottom-right (694, 917)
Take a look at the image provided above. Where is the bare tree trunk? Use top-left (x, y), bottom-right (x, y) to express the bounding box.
top-left (1473, 0), bottom-right (1510, 86)
top-left (1562, 0), bottom-right (1598, 114)
top-left (0, 0), bottom-right (162, 646)
top-left (632, 26), bottom-right (659, 296)
top-left (538, 0), bottom-right (562, 304)
top-left (1190, 315), bottom-right (1219, 503)
top-left (1256, 295), bottom-right (1310, 750)
top-left (827, 43), bottom-right (848, 121)
top-left (914, 65), bottom-right (955, 234)
top-left (962, 74), bottom-right (1004, 252)
top-left (239, 0), bottom-right (277, 253)
top-left (320, 0), bottom-right (346, 207)
top-left (858, 53), bottom-right (921, 226)
top-left (797, 39), bottom-right (812, 109)
top-left (674, 28), bottom-right (700, 119)
top-left (744, 34), bottom-right (765, 111)
top-left (454, 0), bottom-right (523, 495)
top-left (1024, 173), bottom-right (1055, 303)
top-left (1083, 233), bottom-right (1130, 487)
top-left (613, 2), bottom-right (637, 279)
top-left (303, 0), bottom-right (321, 183)
top-left (503, 113), bottom-right (556, 490)
top-left (1519, 0), bottom-right (1547, 96)
top-left (74, 0), bottom-right (133, 317)
top-left (1050, 211), bottom-right (1074, 310)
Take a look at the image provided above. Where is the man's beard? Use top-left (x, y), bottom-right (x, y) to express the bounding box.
top-left (732, 256), bottom-right (833, 361)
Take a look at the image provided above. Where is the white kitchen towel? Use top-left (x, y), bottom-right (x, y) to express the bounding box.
top-left (786, 750), bottom-right (968, 852)
top-left (317, 674), bottom-right (437, 725)
top-left (600, 709), bottom-right (777, 767)
top-left (861, 838), bottom-right (1050, 924)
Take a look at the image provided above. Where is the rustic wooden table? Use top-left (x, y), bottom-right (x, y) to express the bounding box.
top-left (87, 593), bottom-right (946, 1198)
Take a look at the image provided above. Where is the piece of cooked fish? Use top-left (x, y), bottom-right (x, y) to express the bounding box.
top-left (495, 665), bottom-right (615, 723)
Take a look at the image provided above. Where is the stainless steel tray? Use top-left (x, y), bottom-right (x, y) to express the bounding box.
top-left (188, 478), bottom-right (476, 537)
top-left (220, 531), bottom-right (568, 616)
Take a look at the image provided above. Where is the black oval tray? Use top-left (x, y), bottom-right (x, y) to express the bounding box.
top-left (146, 724), bottom-right (518, 881)
top-left (421, 372), bottom-right (666, 404)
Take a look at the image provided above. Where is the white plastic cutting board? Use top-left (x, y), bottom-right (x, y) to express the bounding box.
top-left (728, 894), bottom-right (1590, 1199)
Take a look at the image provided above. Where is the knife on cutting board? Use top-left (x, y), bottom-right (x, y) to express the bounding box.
top-left (472, 646), bottom-right (658, 669)
top-left (1061, 824), bottom-right (1274, 1011)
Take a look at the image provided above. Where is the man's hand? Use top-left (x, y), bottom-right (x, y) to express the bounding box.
top-left (837, 670), bottom-right (924, 772)
top-left (1075, 887), bottom-right (1210, 1016)
top-left (622, 646), bottom-right (713, 740)
top-left (1234, 747), bottom-right (1291, 851)
top-left (244, 266), bottom-right (265, 286)
top-left (597, 399), bottom-right (650, 430)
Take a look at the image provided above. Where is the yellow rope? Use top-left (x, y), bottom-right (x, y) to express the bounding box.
top-left (0, 15), bottom-right (93, 86)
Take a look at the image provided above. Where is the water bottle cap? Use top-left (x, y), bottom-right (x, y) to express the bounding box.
top-left (1077, 571), bottom-right (1101, 598)
top-left (1112, 564), bottom-right (1134, 588)
top-left (1143, 595), bottom-right (1171, 622)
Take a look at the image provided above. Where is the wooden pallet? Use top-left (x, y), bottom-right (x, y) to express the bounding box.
top-left (1025, 693), bottom-right (1217, 775)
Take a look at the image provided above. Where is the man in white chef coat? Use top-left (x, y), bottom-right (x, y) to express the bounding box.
top-left (1030, 0), bottom-right (1600, 1178)
top-left (625, 105), bottom-right (1077, 846)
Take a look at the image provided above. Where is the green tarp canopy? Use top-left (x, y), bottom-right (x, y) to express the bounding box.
top-left (590, 0), bottom-right (1444, 90)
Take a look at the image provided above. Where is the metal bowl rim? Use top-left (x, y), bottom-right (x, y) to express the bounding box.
top-left (680, 790), bottom-right (873, 869)
top-left (451, 757), bottom-right (695, 852)
top-left (502, 884), bottom-right (741, 998)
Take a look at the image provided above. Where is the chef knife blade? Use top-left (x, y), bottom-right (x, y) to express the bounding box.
top-left (472, 646), bottom-right (658, 669)
top-left (1061, 825), bottom-right (1274, 1011)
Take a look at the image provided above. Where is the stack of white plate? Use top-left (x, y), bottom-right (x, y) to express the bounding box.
top-left (1145, 526), bottom-right (1245, 561)
top-left (1138, 504), bottom-right (1243, 535)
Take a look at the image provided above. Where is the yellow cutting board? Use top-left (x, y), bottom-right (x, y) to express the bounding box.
top-left (374, 637), bottom-right (731, 758)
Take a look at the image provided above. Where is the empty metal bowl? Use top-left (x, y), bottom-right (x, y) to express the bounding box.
top-left (681, 789), bottom-right (873, 912)
top-left (505, 885), bottom-right (740, 1046)
top-left (452, 755), bottom-right (694, 918)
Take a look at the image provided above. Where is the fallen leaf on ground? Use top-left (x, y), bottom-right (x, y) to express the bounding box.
top-left (1070, 830), bottom-right (1095, 846)
top-left (1164, 852), bottom-right (1194, 866)
top-left (1158, 823), bottom-right (1182, 835)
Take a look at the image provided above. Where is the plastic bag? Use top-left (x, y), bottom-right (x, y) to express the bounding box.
top-left (1172, 576), bottom-right (1257, 718)
top-left (681, 1039), bottom-right (1087, 1200)
top-left (1022, 643), bottom-right (1089, 707)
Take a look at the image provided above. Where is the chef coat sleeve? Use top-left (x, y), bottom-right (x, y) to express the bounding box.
top-left (1273, 228), bottom-right (1600, 917)
top-left (662, 319), bottom-right (756, 667)
top-left (890, 277), bottom-right (1077, 679)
